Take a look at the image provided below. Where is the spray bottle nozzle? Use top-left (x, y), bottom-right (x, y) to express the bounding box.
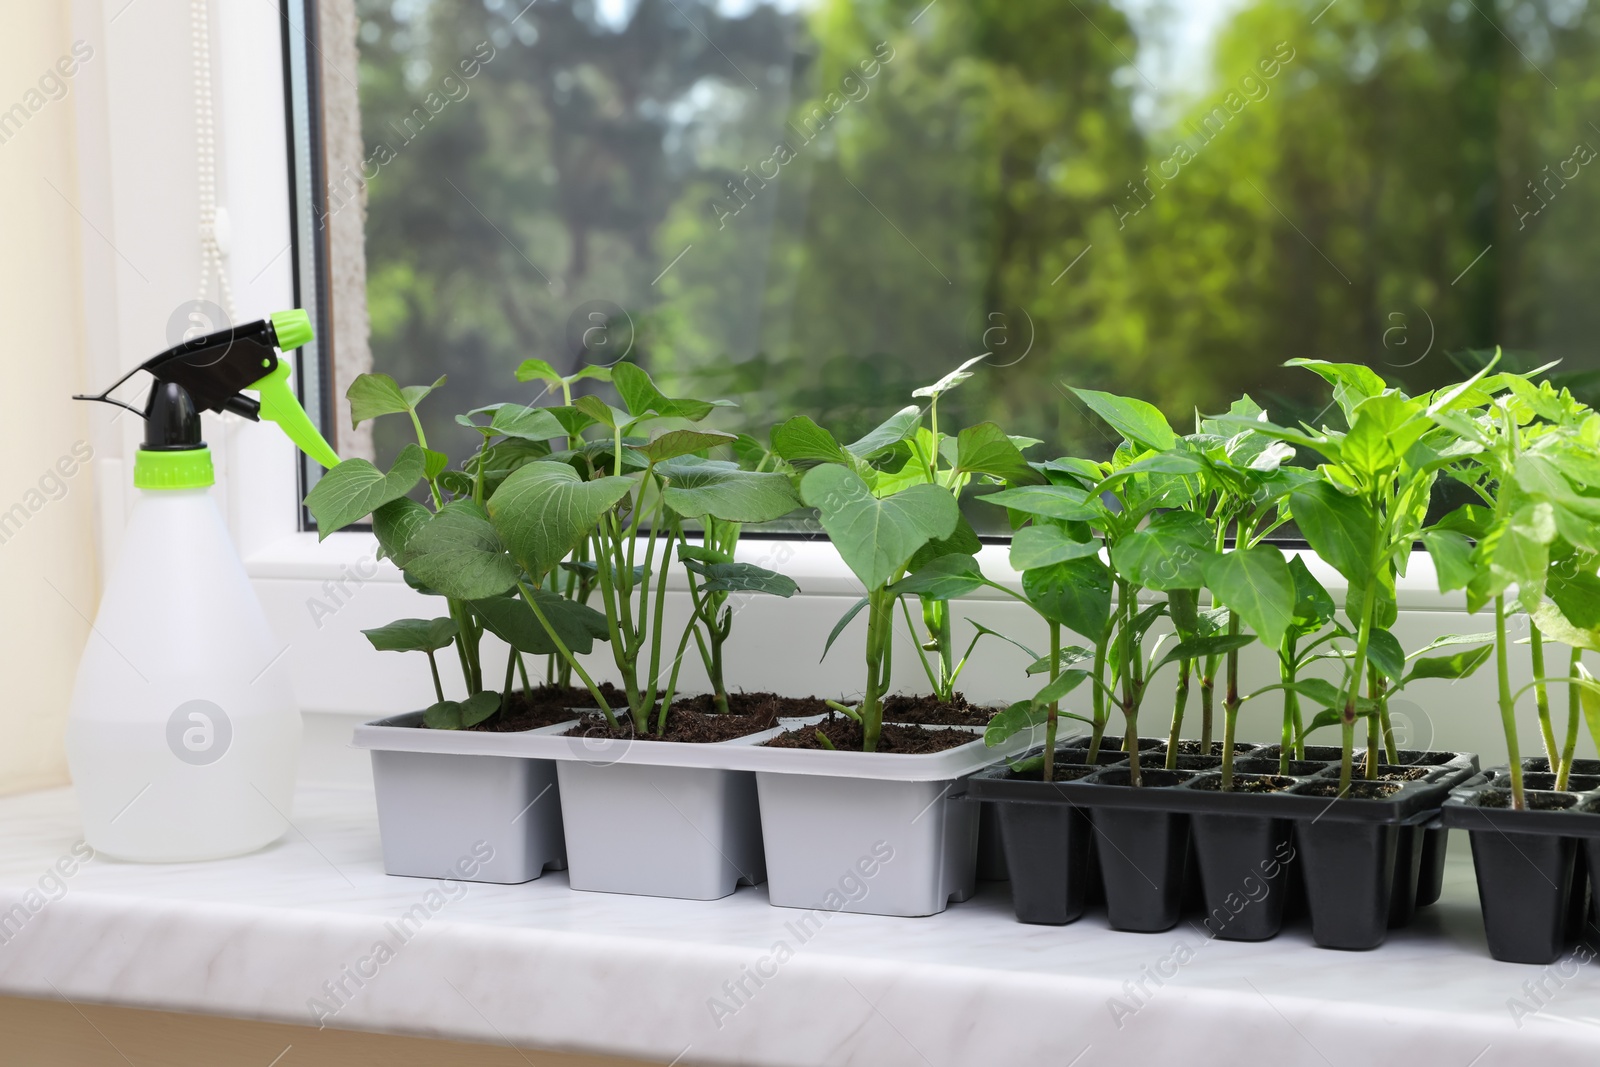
top-left (75, 309), bottom-right (340, 469)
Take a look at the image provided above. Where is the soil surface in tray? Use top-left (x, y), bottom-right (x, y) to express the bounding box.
top-left (763, 715), bottom-right (977, 754)
top-left (668, 691), bottom-right (832, 719)
top-left (1298, 779), bottom-right (1403, 800)
top-left (880, 693), bottom-right (995, 726)
top-left (439, 684), bottom-right (624, 732)
top-left (1191, 773), bottom-right (1295, 794)
top-left (1008, 764), bottom-right (1099, 783)
top-left (1479, 789), bottom-right (1581, 810)
top-left (564, 697), bottom-right (785, 743)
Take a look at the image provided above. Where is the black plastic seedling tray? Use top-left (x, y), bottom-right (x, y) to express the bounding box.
top-left (970, 740), bottom-right (1475, 948)
top-left (1441, 764), bottom-right (1600, 964)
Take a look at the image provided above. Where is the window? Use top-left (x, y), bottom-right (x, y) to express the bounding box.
top-left (305, 1), bottom-right (1600, 531)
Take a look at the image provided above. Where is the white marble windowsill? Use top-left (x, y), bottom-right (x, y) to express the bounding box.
top-left (0, 783), bottom-right (1597, 1066)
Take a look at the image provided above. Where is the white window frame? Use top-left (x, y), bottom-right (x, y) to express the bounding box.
top-left (75, 0), bottom-right (1567, 783)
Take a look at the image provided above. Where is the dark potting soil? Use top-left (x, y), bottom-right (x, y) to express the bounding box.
top-left (565, 702), bottom-right (782, 744)
top-left (1169, 740), bottom-right (1257, 756)
top-left (1094, 768), bottom-right (1194, 789)
top-left (1297, 779), bottom-right (1403, 800)
top-left (881, 692), bottom-right (996, 726)
top-left (1191, 773), bottom-right (1295, 794)
top-left (448, 684), bottom-right (624, 732)
top-left (668, 691), bottom-right (833, 719)
top-left (1236, 757), bottom-right (1329, 776)
top-left (1479, 789), bottom-right (1582, 811)
top-left (1008, 764), bottom-right (1099, 784)
top-left (763, 715), bottom-right (977, 754)
top-left (1167, 755), bottom-right (1224, 771)
top-left (1365, 765), bottom-right (1432, 782)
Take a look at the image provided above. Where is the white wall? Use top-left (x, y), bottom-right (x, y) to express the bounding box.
top-left (0, 6), bottom-right (98, 795)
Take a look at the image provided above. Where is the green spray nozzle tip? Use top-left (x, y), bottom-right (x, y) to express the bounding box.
top-left (270, 309), bottom-right (314, 352)
top-left (248, 360), bottom-right (341, 470)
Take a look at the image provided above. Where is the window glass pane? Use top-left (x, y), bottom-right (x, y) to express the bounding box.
top-left (352, 0), bottom-right (1600, 531)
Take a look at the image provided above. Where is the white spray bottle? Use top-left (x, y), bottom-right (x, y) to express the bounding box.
top-left (69, 310), bottom-right (340, 861)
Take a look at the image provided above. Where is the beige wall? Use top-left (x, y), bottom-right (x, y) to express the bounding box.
top-left (0, 8), bottom-right (96, 795)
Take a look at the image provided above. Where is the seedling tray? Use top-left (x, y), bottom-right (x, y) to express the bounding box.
top-left (1440, 764), bottom-right (1600, 964)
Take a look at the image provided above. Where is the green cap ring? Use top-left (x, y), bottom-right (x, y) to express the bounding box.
top-left (270, 309), bottom-right (314, 352)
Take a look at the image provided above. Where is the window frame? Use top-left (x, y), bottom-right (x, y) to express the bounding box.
top-left (217, 0), bottom-right (1480, 745)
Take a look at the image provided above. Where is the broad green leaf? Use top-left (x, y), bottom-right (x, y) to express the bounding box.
top-left (423, 448), bottom-right (449, 482)
top-left (473, 590), bottom-right (609, 655)
top-left (424, 691), bottom-right (500, 730)
top-left (1403, 644), bottom-right (1492, 685)
top-left (1025, 645), bottom-right (1094, 676)
top-left (913, 355), bottom-right (986, 400)
top-left (1578, 664), bottom-right (1600, 765)
top-left (638, 428), bottom-right (738, 464)
top-left (800, 465), bottom-right (960, 590)
top-left (363, 617), bottom-right (457, 654)
top-left (844, 406), bottom-right (921, 458)
top-left (513, 358), bottom-right (563, 386)
top-left (771, 416), bottom-right (849, 466)
top-left (954, 422), bottom-right (1044, 484)
top-left (404, 501), bottom-right (520, 600)
top-left (821, 596), bottom-right (869, 660)
top-left (1285, 359), bottom-right (1387, 421)
top-left (976, 484), bottom-right (1101, 522)
top-left (458, 403), bottom-right (569, 442)
top-left (1365, 628), bottom-right (1405, 682)
top-left (984, 700), bottom-right (1041, 747)
top-left (1289, 481), bottom-right (1378, 584)
top-left (1152, 633), bottom-right (1256, 674)
top-left (1550, 569), bottom-right (1600, 631)
top-left (1033, 669), bottom-right (1091, 707)
top-left (1110, 510), bottom-right (1211, 591)
top-left (1489, 503), bottom-right (1556, 610)
top-left (1287, 554), bottom-right (1335, 631)
top-left (612, 361), bottom-right (732, 422)
top-left (1202, 545), bottom-right (1295, 648)
top-left (1009, 524), bottom-right (1102, 570)
top-left (1421, 529), bottom-right (1476, 593)
top-left (305, 445), bottom-right (427, 538)
top-left (1022, 556), bottom-right (1113, 640)
top-left (1531, 602), bottom-right (1600, 653)
top-left (488, 462), bottom-right (634, 580)
top-left (906, 514), bottom-right (983, 574)
top-left (1069, 387), bottom-right (1177, 450)
top-left (347, 373), bottom-right (414, 426)
top-left (659, 463), bottom-right (801, 523)
top-left (1342, 393), bottom-right (1428, 477)
top-left (1284, 678), bottom-right (1346, 711)
top-left (372, 496), bottom-right (431, 566)
top-left (1408, 632), bottom-right (1496, 657)
top-left (1168, 587), bottom-right (1201, 638)
top-left (888, 554), bottom-right (985, 600)
top-left (572, 394), bottom-right (623, 428)
top-left (401, 376), bottom-right (447, 409)
top-left (684, 560), bottom-right (800, 597)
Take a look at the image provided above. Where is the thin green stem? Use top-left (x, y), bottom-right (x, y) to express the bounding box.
top-left (519, 579), bottom-right (617, 728)
top-left (1559, 647), bottom-right (1582, 790)
top-left (426, 650), bottom-right (445, 704)
top-left (1338, 583), bottom-right (1378, 795)
top-left (861, 589), bottom-right (892, 753)
top-left (1166, 658), bottom-right (1190, 771)
top-left (1220, 613), bottom-right (1242, 789)
top-left (1495, 595), bottom-right (1526, 810)
top-left (1044, 623), bottom-right (1061, 783)
top-left (1531, 627), bottom-right (1560, 770)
